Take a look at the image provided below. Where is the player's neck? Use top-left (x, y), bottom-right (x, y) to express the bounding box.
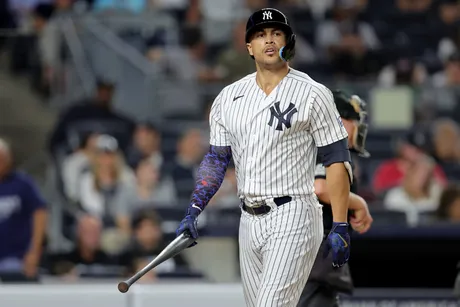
top-left (255, 63), bottom-right (290, 96)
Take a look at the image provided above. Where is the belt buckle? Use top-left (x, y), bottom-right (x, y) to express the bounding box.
top-left (247, 199), bottom-right (265, 208)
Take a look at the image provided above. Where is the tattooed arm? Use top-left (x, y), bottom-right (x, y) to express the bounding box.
top-left (176, 145), bottom-right (232, 242)
top-left (186, 145), bottom-right (233, 217)
top-left (176, 91), bottom-right (231, 241)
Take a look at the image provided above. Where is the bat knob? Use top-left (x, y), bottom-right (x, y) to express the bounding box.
top-left (118, 281), bottom-right (130, 293)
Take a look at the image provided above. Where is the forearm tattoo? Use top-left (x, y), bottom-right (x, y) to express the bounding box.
top-left (188, 145), bottom-right (232, 214)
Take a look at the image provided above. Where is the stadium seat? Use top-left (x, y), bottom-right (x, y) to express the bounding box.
top-left (369, 207), bottom-right (408, 227)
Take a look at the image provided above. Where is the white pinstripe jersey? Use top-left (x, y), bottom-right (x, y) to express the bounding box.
top-left (209, 68), bottom-right (348, 204)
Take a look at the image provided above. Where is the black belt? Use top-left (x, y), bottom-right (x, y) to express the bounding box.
top-left (242, 196), bottom-right (292, 216)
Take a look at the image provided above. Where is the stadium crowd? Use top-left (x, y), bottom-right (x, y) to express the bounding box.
top-left (0, 0), bottom-right (460, 285)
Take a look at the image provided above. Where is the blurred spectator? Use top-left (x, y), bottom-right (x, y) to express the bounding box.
top-left (435, 0), bottom-right (460, 62)
top-left (373, 129), bottom-right (448, 195)
top-left (77, 135), bottom-right (135, 233)
top-left (383, 153), bottom-right (444, 226)
top-left (436, 0), bottom-right (460, 62)
top-left (48, 81), bottom-right (135, 158)
top-left (214, 19), bottom-right (256, 83)
top-left (51, 0), bottom-right (74, 16)
top-left (8, 3), bottom-right (55, 97)
top-left (432, 52), bottom-right (460, 87)
top-left (302, 0), bottom-right (335, 19)
top-left (118, 210), bottom-right (188, 280)
top-left (0, 0), bottom-right (14, 38)
top-left (62, 132), bottom-right (100, 202)
top-left (37, 0), bottom-right (76, 89)
top-left (432, 118), bottom-right (460, 164)
top-left (396, 0), bottom-right (432, 12)
top-left (171, 128), bottom-right (206, 201)
top-left (116, 158), bottom-right (177, 215)
top-left (29, 3), bottom-right (56, 97)
top-left (163, 25), bottom-right (222, 83)
top-left (245, 0), bottom-right (268, 10)
top-left (377, 56), bottom-right (427, 87)
top-left (199, 0), bottom-right (250, 49)
top-left (157, 26), bottom-right (221, 118)
top-left (0, 139), bottom-right (47, 281)
top-left (93, 0), bottom-right (145, 13)
top-left (145, 29), bottom-right (167, 63)
top-left (437, 184), bottom-right (460, 223)
top-left (126, 122), bottom-right (163, 170)
top-left (315, 0), bottom-right (381, 78)
top-left (46, 215), bottom-right (116, 279)
top-left (208, 164), bottom-right (239, 208)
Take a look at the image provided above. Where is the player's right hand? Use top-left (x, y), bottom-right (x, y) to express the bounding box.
top-left (176, 215), bottom-right (199, 248)
top-left (350, 202), bottom-right (373, 234)
top-left (324, 222), bottom-right (350, 268)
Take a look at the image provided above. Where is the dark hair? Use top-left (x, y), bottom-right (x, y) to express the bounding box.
top-left (96, 79), bottom-right (115, 90)
top-left (33, 3), bottom-right (55, 20)
top-left (131, 209), bottom-right (162, 230)
top-left (437, 184), bottom-right (460, 219)
top-left (180, 26), bottom-right (203, 48)
top-left (137, 120), bottom-right (159, 133)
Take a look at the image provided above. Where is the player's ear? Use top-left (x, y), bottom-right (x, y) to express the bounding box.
top-left (247, 43), bottom-right (253, 56)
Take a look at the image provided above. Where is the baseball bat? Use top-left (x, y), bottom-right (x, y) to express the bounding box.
top-left (117, 232), bottom-right (195, 293)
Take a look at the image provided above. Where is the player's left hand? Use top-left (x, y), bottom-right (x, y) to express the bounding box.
top-left (324, 222), bottom-right (350, 268)
top-left (176, 214), bottom-right (199, 248)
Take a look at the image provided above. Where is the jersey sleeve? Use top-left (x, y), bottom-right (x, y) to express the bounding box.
top-left (209, 91), bottom-right (231, 146)
top-left (309, 86), bottom-right (348, 147)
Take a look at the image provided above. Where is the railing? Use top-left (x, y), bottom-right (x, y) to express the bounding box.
top-left (50, 9), bottom-right (180, 123)
top-left (0, 283), bottom-right (457, 307)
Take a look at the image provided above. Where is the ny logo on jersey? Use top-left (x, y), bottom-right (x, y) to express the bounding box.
top-left (268, 102), bottom-right (298, 131)
top-left (262, 11), bottom-right (272, 20)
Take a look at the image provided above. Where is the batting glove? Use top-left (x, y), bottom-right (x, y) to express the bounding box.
top-left (175, 207), bottom-right (200, 248)
top-left (324, 222), bottom-right (350, 268)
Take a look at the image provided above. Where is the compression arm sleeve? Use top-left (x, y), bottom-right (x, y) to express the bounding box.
top-left (186, 145), bottom-right (232, 216)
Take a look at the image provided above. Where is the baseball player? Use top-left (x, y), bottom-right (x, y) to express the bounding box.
top-left (297, 91), bottom-right (374, 307)
top-left (176, 8), bottom-right (353, 307)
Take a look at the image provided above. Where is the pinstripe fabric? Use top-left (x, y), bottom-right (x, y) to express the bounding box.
top-left (208, 67), bottom-right (347, 306)
top-left (209, 69), bottom-right (348, 202)
top-left (239, 198), bottom-right (323, 307)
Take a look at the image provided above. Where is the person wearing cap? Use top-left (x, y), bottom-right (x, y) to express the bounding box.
top-left (77, 135), bottom-right (135, 233)
top-left (175, 7), bottom-right (354, 306)
top-left (298, 90), bottom-right (373, 307)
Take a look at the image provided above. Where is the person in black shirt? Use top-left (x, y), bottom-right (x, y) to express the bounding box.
top-left (45, 215), bottom-right (117, 279)
top-left (48, 80), bottom-right (135, 158)
top-left (298, 90), bottom-right (374, 307)
top-left (118, 209), bottom-right (188, 281)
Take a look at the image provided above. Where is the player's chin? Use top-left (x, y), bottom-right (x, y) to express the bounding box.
top-left (260, 54), bottom-right (283, 66)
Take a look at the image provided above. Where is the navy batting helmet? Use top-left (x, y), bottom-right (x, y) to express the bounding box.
top-left (333, 90), bottom-right (370, 158)
top-left (245, 8), bottom-right (296, 62)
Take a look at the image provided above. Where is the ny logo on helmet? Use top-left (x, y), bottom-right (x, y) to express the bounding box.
top-left (262, 11), bottom-right (272, 20)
